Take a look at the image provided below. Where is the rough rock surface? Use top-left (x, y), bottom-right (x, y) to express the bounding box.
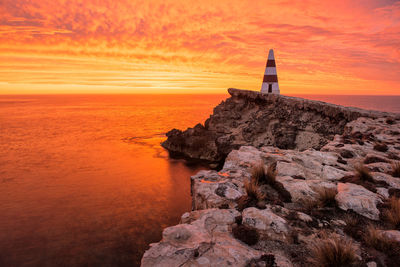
top-left (335, 183), bottom-right (382, 220)
top-left (142, 90), bottom-right (400, 266)
top-left (242, 207), bottom-right (289, 241)
top-left (142, 209), bottom-right (264, 267)
top-left (162, 88), bottom-right (398, 163)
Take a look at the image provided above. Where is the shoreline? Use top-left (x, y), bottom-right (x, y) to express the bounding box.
top-left (142, 89), bottom-right (400, 266)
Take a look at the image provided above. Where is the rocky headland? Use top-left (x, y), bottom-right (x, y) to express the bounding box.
top-left (142, 89), bottom-right (400, 266)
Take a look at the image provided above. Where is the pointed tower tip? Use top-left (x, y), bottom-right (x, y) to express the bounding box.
top-left (268, 49), bottom-right (275, 60)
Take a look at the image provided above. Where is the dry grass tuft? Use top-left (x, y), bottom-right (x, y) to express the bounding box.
top-left (250, 163), bottom-right (266, 184)
top-left (354, 164), bottom-right (374, 183)
top-left (302, 198), bottom-right (319, 214)
top-left (251, 162), bottom-right (277, 185)
top-left (237, 178), bottom-right (265, 211)
top-left (391, 161), bottom-right (400, 178)
top-left (384, 197), bottom-right (400, 228)
top-left (317, 188), bottom-right (338, 208)
top-left (232, 224), bottom-right (259, 246)
top-left (310, 236), bottom-right (358, 267)
top-left (363, 225), bottom-right (394, 251)
top-left (244, 180), bottom-right (265, 202)
top-left (264, 163), bottom-right (277, 185)
top-left (373, 142), bottom-right (389, 152)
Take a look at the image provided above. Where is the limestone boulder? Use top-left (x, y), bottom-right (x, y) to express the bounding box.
top-left (191, 170), bottom-right (244, 210)
top-left (380, 230), bottom-right (400, 243)
top-left (275, 176), bottom-right (319, 203)
top-left (141, 209), bottom-right (263, 267)
top-left (335, 183), bottom-right (383, 220)
top-left (242, 207), bottom-right (289, 241)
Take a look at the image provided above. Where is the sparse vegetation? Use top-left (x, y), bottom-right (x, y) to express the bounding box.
top-left (264, 163), bottom-right (277, 185)
top-left (391, 161), bottom-right (400, 178)
top-left (246, 254), bottom-right (275, 267)
top-left (232, 225), bottom-right (259, 246)
top-left (363, 225), bottom-right (394, 251)
top-left (302, 198), bottom-right (319, 214)
top-left (237, 178), bottom-right (265, 211)
top-left (343, 214), bottom-right (362, 240)
top-left (251, 163), bottom-right (266, 184)
top-left (251, 162), bottom-right (277, 185)
top-left (244, 179), bottom-right (265, 202)
top-left (317, 188), bottom-right (338, 208)
top-left (384, 197), bottom-right (400, 229)
top-left (374, 142), bottom-right (389, 152)
top-left (386, 117), bottom-right (395, 125)
top-left (309, 236), bottom-right (358, 267)
top-left (354, 164), bottom-right (374, 183)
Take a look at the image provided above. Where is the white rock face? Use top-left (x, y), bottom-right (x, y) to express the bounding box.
top-left (335, 183), bottom-right (383, 220)
top-left (145, 113), bottom-right (400, 265)
top-left (191, 170), bottom-right (245, 210)
top-left (242, 207), bottom-right (289, 241)
top-left (380, 230), bottom-right (400, 243)
top-left (141, 209), bottom-right (264, 267)
top-left (276, 176), bottom-right (318, 203)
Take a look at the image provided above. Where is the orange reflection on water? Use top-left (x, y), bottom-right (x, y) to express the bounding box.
top-left (0, 94), bottom-right (226, 266)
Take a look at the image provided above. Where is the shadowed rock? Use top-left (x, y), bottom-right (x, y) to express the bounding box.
top-left (162, 88), bottom-right (398, 163)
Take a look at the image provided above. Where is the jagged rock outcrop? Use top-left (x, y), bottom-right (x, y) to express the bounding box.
top-left (162, 88), bottom-right (398, 163)
top-left (143, 111), bottom-right (400, 266)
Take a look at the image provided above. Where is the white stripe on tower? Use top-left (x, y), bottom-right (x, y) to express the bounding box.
top-left (261, 49), bottom-right (280, 94)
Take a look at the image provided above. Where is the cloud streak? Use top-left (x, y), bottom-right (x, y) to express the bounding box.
top-left (0, 0), bottom-right (399, 94)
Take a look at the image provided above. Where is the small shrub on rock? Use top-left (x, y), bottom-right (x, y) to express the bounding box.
top-left (384, 197), bottom-right (400, 229)
top-left (364, 225), bottom-right (394, 251)
top-left (245, 180), bottom-right (265, 202)
top-left (344, 214), bottom-right (361, 240)
top-left (302, 198), bottom-right (319, 214)
top-left (264, 163), bottom-right (277, 185)
top-left (246, 254), bottom-right (275, 267)
top-left (391, 161), bottom-right (400, 178)
top-left (317, 188), bottom-right (338, 208)
top-left (232, 224), bottom-right (259, 246)
top-left (354, 164), bottom-right (374, 183)
top-left (373, 142), bottom-right (389, 152)
top-left (386, 117), bottom-right (395, 125)
top-left (251, 162), bottom-right (277, 185)
top-left (251, 163), bottom-right (266, 184)
top-left (237, 179), bottom-right (265, 211)
top-left (310, 236), bottom-right (358, 267)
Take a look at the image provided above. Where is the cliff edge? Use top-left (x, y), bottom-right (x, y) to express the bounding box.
top-left (162, 88), bottom-right (397, 163)
top-left (142, 89), bottom-right (400, 266)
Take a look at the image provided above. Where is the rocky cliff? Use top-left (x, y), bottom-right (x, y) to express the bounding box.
top-left (142, 90), bottom-right (400, 267)
top-left (162, 88), bottom-right (397, 164)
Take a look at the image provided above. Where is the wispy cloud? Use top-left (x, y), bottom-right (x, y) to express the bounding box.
top-left (0, 0), bottom-right (399, 94)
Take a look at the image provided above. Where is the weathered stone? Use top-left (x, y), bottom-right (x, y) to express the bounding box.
top-left (380, 230), bottom-right (400, 243)
top-left (162, 89), bottom-right (399, 162)
top-left (376, 187), bottom-right (390, 199)
top-left (297, 212), bottom-right (313, 222)
top-left (336, 183), bottom-right (383, 220)
top-left (275, 176), bottom-right (318, 203)
top-left (242, 207), bottom-right (289, 241)
top-left (141, 209), bottom-right (262, 266)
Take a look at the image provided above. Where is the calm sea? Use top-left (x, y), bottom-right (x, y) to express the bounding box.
top-left (0, 94), bottom-right (399, 267)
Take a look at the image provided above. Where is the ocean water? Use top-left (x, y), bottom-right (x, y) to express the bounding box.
top-left (0, 93), bottom-right (399, 267)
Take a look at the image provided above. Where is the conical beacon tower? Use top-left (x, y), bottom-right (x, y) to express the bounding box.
top-left (261, 49), bottom-right (280, 94)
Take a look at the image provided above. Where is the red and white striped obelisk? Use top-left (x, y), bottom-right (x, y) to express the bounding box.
top-left (261, 49), bottom-right (280, 94)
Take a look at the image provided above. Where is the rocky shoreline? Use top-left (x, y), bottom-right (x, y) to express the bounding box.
top-left (142, 89), bottom-right (400, 266)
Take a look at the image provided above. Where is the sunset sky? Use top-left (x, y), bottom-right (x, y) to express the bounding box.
top-left (0, 0), bottom-right (399, 95)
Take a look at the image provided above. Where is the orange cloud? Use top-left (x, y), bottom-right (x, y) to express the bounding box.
top-left (0, 0), bottom-right (399, 94)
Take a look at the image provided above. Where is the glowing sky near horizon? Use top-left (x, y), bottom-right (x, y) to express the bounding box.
top-left (0, 0), bottom-right (399, 94)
